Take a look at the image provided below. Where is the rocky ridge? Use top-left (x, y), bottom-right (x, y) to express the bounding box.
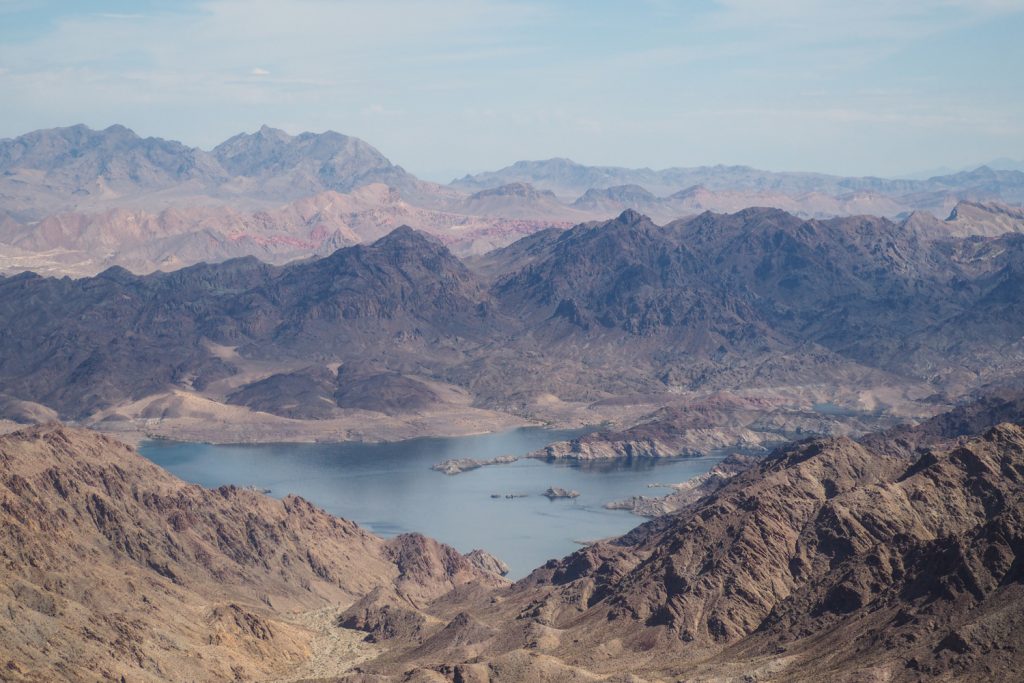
top-left (0, 424), bottom-right (506, 682)
top-left (453, 157), bottom-right (1024, 211)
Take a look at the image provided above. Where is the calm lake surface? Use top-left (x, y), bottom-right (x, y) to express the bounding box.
top-left (139, 427), bottom-right (726, 578)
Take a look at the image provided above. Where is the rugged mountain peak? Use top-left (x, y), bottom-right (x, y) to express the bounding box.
top-left (900, 209), bottom-right (948, 239)
top-left (570, 185), bottom-right (661, 214)
top-left (731, 204), bottom-right (800, 221)
top-left (209, 125), bottom-right (420, 197)
top-left (610, 208), bottom-right (651, 226)
top-left (933, 164), bottom-right (1024, 189)
top-left (371, 224), bottom-right (445, 251)
top-left (943, 199), bottom-right (1024, 237)
top-left (947, 200), bottom-right (970, 219)
top-left (255, 123), bottom-right (291, 139)
top-left (948, 199), bottom-right (1024, 221)
top-left (95, 264), bottom-right (138, 283)
top-left (99, 122), bottom-right (136, 138)
top-left (516, 157), bottom-right (581, 169)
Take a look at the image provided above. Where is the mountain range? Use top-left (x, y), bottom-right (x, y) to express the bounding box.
top-left (2, 206), bottom-right (1024, 453)
top-left (2, 124), bottom-right (1023, 277)
top-left (0, 123), bottom-right (438, 218)
top-left (451, 156), bottom-right (1024, 207)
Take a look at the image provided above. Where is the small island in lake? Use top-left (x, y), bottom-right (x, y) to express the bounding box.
top-left (542, 487), bottom-right (580, 500)
top-left (431, 454), bottom-right (519, 475)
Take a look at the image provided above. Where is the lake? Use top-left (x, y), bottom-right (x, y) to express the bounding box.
top-left (139, 427), bottom-right (726, 578)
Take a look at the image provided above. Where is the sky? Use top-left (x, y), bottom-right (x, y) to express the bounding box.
top-left (1, 0), bottom-right (1022, 181)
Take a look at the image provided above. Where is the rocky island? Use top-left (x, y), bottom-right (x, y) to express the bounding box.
top-left (430, 454), bottom-right (518, 475)
top-left (542, 486), bottom-right (580, 499)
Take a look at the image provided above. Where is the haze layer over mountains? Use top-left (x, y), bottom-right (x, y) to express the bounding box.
top-left (2, 124), bottom-right (1023, 277)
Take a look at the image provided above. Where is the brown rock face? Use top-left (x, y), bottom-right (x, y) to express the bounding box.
top-left (338, 587), bottom-right (430, 643)
top-left (0, 424), bottom-right (505, 681)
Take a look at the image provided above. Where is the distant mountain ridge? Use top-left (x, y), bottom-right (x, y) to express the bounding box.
top-left (452, 156), bottom-right (1024, 209)
top-left (0, 123), bottom-right (448, 221)
top-left (3, 123), bottom-right (1024, 279)
top-left (0, 123), bottom-right (226, 191)
top-left (0, 183), bottom-right (570, 275)
top-left (0, 125), bottom-right (568, 274)
top-left (211, 124), bottom-right (426, 199)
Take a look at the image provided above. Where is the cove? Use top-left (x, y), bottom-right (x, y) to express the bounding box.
top-left (139, 427), bottom-right (726, 579)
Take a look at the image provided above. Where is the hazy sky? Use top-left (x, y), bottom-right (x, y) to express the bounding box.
top-left (1, 0), bottom-right (1022, 180)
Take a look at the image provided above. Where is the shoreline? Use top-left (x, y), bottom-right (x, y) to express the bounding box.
top-left (81, 412), bottom-right (561, 449)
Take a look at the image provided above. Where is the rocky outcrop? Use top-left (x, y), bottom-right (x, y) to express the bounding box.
top-left (465, 549), bottom-right (511, 577)
top-left (383, 533), bottom-right (507, 608)
top-left (337, 587), bottom-right (430, 643)
top-left (944, 199), bottom-right (1024, 237)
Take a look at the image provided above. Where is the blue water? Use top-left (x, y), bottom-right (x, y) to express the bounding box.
top-left (139, 427), bottom-right (725, 578)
